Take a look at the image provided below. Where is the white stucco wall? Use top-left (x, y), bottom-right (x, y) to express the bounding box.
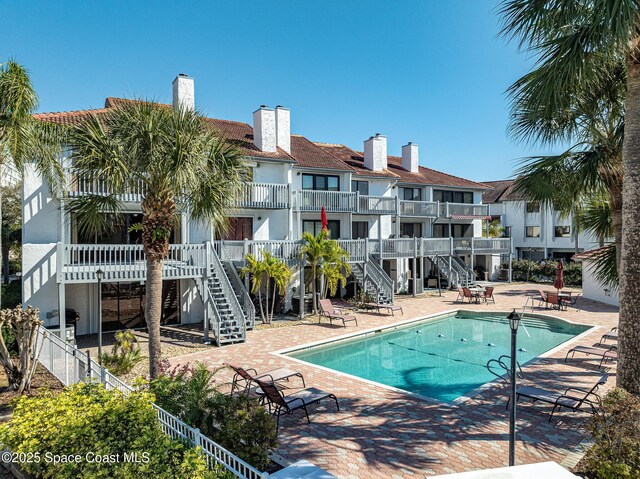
top-left (581, 259), bottom-right (619, 307)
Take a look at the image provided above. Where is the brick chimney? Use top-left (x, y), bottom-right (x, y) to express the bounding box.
top-left (364, 134), bottom-right (387, 171)
top-left (402, 142), bottom-right (419, 173)
top-left (253, 106), bottom-right (277, 152)
top-left (172, 74), bottom-right (194, 111)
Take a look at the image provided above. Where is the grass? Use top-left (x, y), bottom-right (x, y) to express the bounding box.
top-left (1, 282), bottom-right (21, 309)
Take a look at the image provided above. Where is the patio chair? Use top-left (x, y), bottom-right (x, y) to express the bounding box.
top-left (601, 327), bottom-right (618, 344)
top-left (561, 293), bottom-right (581, 311)
top-left (481, 286), bottom-right (495, 304)
top-left (455, 288), bottom-right (465, 303)
top-left (536, 290), bottom-right (548, 309)
top-left (319, 299), bottom-right (358, 327)
top-left (227, 363), bottom-right (306, 396)
top-left (508, 373), bottom-right (607, 421)
top-left (363, 302), bottom-right (404, 316)
top-left (565, 344), bottom-right (618, 369)
top-left (462, 287), bottom-right (478, 304)
top-left (546, 292), bottom-right (566, 311)
top-left (255, 378), bottom-right (340, 433)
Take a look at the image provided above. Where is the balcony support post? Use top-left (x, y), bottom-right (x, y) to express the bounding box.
top-left (58, 282), bottom-right (66, 341)
top-left (508, 238), bottom-right (513, 283)
top-left (299, 257), bottom-right (306, 320)
top-left (378, 220), bottom-right (383, 267)
top-left (413, 236), bottom-right (418, 298)
top-left (470, 237), bottom-right (475, 273)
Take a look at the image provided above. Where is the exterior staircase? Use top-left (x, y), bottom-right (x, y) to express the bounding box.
top-left (352, 255), bottom-right (394, 304)
top-left (216, 242), bottom-right (256, 331)
top-left (433, 255), bottom-right (476, 288)
top-left (202, 243), bottom-right (247, 346)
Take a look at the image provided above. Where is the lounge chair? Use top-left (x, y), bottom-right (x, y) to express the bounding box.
top-left (319, 299), bottom-right (358, 327)
top-left (565, 344), bottom-right (618, 369)
top-left (508, 373), bottom-right (607, 421)
top-left (363, 302), bottom-right (403, 316)
top-left (255, 378), bottom-right (339, 433)
top-left (481, 286), bottom-right (495, 304)
top-left (227, 363), bottom-right (305, 396)
top-left (601, 327), bottom-right (618, 344)
top-left (561, 293), bottom-right (581, 311)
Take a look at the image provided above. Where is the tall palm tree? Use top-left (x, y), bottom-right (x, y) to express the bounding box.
top-left (300, 230), bottom-right (329, 315)
top-left (67, 100), bottom-right (247, 378)
top-left (320, 240), bottom-right (351, 299)
top-left (241, 253), bottom-right (267, 323)
top-left (241, 251), bottom-right (292, 324)
top-left (0, 60), bottom-right (64, 306)
top-left (499, 0), bottom-right (640, 393)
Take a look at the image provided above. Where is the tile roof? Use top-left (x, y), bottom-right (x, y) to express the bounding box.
top-left (34, 96), bottom-right (486, 188)
top-left (573, 246), bottom-right (611, 261)
top-left (482, 179), bottom-right (516, 203)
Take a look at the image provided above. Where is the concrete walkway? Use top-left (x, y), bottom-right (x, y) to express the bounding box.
top-left (172, 284), bottom-right (618, 479)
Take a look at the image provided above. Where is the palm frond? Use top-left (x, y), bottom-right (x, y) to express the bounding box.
top-left (66, 194), bottom-right (124, 240)
top-left (587, 244), bottom-right (619, 290)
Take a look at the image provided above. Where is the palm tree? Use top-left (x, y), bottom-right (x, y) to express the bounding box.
top-left (320, 240), bottom-right (351, 299)
top-left (0, 60), bottom-right (65, 305)
top-left (300, 230), bottom-right (329, 315)
top-left (499, 0), bottom-right (640, 393)
top-left (241, 251), bottom-right (292, 324)
top-left (67, 100), bottom-right (246, 378)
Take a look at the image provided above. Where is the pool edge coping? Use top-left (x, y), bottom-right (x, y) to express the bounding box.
top-left (271, 308), bottom-right (598, 407)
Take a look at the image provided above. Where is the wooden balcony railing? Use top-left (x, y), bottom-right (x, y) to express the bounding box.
top-left (66, 169), bottom-right (145, 203)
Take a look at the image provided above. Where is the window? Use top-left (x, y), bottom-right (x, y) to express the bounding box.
top-left (302, 174), bottom-right (340, 191)
top-left (303, 220), bottom-right (340, 239)
top-left (432, 223), bottom-right (472, 238)
top-left (526, 226), bottom-right (541, 238)
top-left (400, 223), bottom-right (422, 238)
top-left (351, 180), bottom-right (369, 195)
top-left (526, 202), bottom-right (540, 213)
top-left (504, 226), bottom-right (512, 238)
top-left (352, 221), bottom-right (368, 239)
top-left (402, 187), bottom-right (422, 201)
top-left (555, 226), bottom-right (571, 238)
top-left (433, 190), bottom-right (474, 204)
top-left (433, 224), bottom-right (448, 238)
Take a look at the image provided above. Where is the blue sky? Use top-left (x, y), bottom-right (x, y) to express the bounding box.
top-left (2, 1), bottom-right (545, 182)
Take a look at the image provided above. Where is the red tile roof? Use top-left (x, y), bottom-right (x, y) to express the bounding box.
top-left (34, 97), bottom-right (485, 188)
top-left (573, 246), bottom-right (611, 261)
top-left (482, 179), bottom-right (516, 203)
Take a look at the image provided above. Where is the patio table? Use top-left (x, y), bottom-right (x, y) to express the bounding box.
top-left (468, 287), bottom-right (485, 303)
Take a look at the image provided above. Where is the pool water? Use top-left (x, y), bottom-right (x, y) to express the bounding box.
top-left (287, 312), bottom-right (591, 402)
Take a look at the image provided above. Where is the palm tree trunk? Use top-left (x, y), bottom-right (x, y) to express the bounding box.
top-left (619, 54), bottom-right (640, 394)
top-left (145, 257), bottom-right (163, 378)
top-left (265, 280), bottom-right (271, 325)
top-left (257, 281), bottom-right (266, 323)
top-left (611, 189), bottom-right (623, 271)
top-left (271, 279), bottom-right (278, 324)
top-left (311, 263), bottom-right (317, 315)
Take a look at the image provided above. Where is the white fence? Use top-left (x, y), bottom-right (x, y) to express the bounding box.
top-left (36, 327), bottom-right (267, 479)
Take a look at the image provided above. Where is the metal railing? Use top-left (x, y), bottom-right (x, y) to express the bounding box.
top-left (58, 243), bottom-right (207, 283)
top-left (36, 326), bottom-right (266, 479)
top-left (235, 182), bottom-right (290, 209)
top-left (399, 200), bottom-right (438, 217)
top-left (217, 242), bottom-right (256, 330)
top-left (421, 238), bottom-right (452, 256)
top-left (207, 242), bottom-right (247, 343)
top-left (336, 239), bottom-right (367, 263)
top-left (357, 195), bottom-right (397, 215)
top-left (294, 190), bottom-right (357, 212)
top-left (366, 255), bottom-right (394, 303)
top-left (440, 202), bottom-right (490, 218)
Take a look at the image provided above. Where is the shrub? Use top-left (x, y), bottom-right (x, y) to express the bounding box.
top-left (510, 259), bottom-right (582, 285)
top-left (100, 330), bottom-right (144, 375)
top-left (149, 362), bottom-right (278, 470)
top-left (0, 305), bottom-right (42, 393)
top-left (0, 382), bottom-right (228, 478)
top-left (580, 388), bottom-right (640, 479)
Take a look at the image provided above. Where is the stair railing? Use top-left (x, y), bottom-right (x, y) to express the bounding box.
top-left (206, 242), bottom-right (247, 342)
top-left (219, 241), bottom-right (256, 330)
top-left (366, 255), bottom-right (394, 303)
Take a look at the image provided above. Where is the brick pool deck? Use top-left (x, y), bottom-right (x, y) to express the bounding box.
top-left (171, 284), bottom-right (618, 478)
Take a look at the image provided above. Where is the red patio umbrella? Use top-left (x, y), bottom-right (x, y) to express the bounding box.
top-left (320, 206), bottom-right (329, 232)
top-left (554, 260), bottom-right (565, 292)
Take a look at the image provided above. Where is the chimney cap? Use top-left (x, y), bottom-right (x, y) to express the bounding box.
top-left (178, 73), bottom-right (188, 77)
top-left (260, 104), bottom-right (268, 108)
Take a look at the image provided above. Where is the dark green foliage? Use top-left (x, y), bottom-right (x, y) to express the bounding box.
top-left (149, 362), bottom-right (278, 470)
top-left (0, 282), bottom-right (21, 309)
top-left (510, 259), bottom-right (581, 286)
top-left (580, 388), bottom-right (640, 479)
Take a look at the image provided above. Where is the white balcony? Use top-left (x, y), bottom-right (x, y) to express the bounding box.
top-left (294, 190), bottom-right (358, 213)
top-left (357, 195), bottom-right (397, 215)
top-left (399, 200), bottom-right (438, 217)
top-left (235, 182), bottom-right (290, 209)
top-left (66, 169), bottom-right (145, 203)
top-left (452, 237), bottom-right (511, 254)
top-left (439, 202), bottom-right (490, 218)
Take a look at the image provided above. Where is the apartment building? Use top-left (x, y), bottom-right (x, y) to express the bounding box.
top-left (483, 180), bottom-right (600, 261)
top-left (22, 75), bottom-right (511, 345)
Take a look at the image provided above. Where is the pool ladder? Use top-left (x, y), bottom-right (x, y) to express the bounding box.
top-left (486, 355), bottom-right (526, 384)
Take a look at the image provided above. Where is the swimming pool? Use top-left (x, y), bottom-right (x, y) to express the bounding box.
top-left (286, 311), bottom-right (591, 402)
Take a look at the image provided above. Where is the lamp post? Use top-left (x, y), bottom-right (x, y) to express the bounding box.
top-left (507, 308), bottom-right (521, 466)
top-left (96, 269), bottom-right (104, 365)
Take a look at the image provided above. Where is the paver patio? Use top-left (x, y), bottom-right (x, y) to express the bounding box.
top-left (171, 283), bottom-right (618, 478)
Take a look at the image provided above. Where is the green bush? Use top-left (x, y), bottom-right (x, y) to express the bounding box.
top-left (0, 282), bottom-right (21, 309)
top-left (580, 388), bottom-right (640, 479)
top-left (100, 330), bottom-right (144, 375)
top-left (0, 382), bottom-right (229, 478)
top-left (149, 362), bottom-right (278, 470)
top-left (510, 259), bottom-right (582, 285)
